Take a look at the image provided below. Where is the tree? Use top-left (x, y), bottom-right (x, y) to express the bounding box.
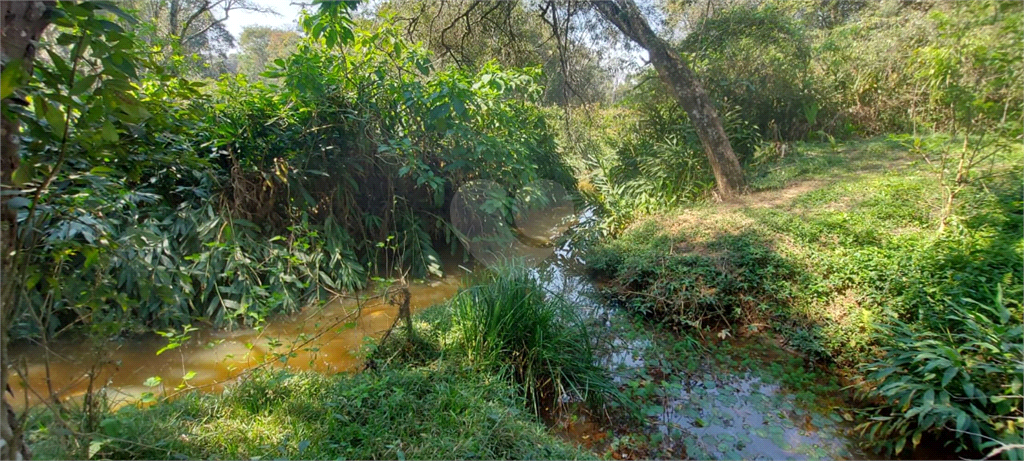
top-left (2, 1), bottom-right (55, 456)
top-left (237, 26), bottom-right (302, 78)
top-left (125, 0), bottom-right (276, 77)
top-left (395, 0), bottom-right (747, 196)
top-left (593, 0), bottom-right (745, 198)
top-left (373, 0), bottom-right (610, 105)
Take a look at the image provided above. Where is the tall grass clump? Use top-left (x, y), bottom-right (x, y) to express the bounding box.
top-left (448, 266), bottom-right (618, 413)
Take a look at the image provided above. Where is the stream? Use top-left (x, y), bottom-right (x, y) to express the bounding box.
top-left (8, 275), bottom-right (463, 411)
top-left (9, 207), bottom-right (863, 460)
top-left (535, 210), bottom-right (862, 460)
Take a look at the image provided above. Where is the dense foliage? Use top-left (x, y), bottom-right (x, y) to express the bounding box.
top-left (859, 287), bottom-right (1023, 458)
top-left (8, 2), bottom-right (574, 337)
top-left (680, 5), bottom-right (819, 140)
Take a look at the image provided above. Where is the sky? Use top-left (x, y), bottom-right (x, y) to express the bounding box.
top-left (222, 0), bottom-right (307, 43)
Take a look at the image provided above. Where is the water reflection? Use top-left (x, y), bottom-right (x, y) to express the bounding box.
top-left (8, 275), bottom-right (462, 411)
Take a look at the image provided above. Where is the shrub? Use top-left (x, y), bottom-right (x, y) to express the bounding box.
top-left (816, 1), bottom-right (1022, 136)
top-left (680, 5), bottom-right (823, 140)
top-left (858, 287), bottom-right (1024, 459)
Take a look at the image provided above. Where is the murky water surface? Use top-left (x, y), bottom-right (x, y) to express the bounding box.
top-left (8, 276), bottom-right (461, 410)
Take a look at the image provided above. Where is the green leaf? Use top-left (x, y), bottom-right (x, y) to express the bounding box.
top-left (70, 74), bottom-right (99, 96)
top-left (955, 411), bottom-right (969, 432)
top-left (44, 102), bottom-right (67, 134)
top-left (416, 59), bottom-right (431, 76)
top-left (182, 371), bottom-right (196, 381)
top-left (894, 436), bottom-right (906, 454)
top-left (101, 121), bottom-right (119, 142)
top-left (156, 342), bottom-right (179, 355)
top-left (88, 439), bottom-right (107, 459)
top-left (1, 59), bottom-right (26, 100)
top-left (120, 100), bottom-right (151, 122)
top-left (11, 162), bottom-right (34, 186)
top-left (90, 166), bottom-right (115, 176)
top-left (94, 1), bottom-right (139, 25)
top-left (941, 367), bottom-right (958, 387)
top-left (143, 376), bottom-right (162, 387)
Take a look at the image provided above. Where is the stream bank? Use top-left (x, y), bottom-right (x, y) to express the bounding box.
top-left (534, 224), bottom-right (863, 460)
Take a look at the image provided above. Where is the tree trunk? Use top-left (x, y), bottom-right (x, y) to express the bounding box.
top-left (2, 2), bottom-right (56, 460)
top-left (593, 0), bottom-right (746, 198)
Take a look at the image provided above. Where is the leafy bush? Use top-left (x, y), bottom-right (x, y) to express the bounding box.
top-left (9, 4), bottom-right (576, 337)
top-left (581, 102), bottom-right (760, 231)
top-left (858, 287), bottom-right (1024, 459)
top-left (816, 1), bottom-right (1022, 136)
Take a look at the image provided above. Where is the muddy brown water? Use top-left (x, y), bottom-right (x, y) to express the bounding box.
top-left (8, 275), bottom-right (462, 411)
top-left (10, 207), bottom-right (869, 459)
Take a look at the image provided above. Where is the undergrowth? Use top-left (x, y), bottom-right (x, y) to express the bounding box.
top-left (587, 135), bottom-right (1023, 457)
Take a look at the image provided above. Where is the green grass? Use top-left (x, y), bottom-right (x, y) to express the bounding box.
top-left (587, 134), bottom-right (1023, 457)
top-left (29, 366), bottom-right (590, 460)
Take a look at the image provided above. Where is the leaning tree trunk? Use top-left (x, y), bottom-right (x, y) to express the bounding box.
top-left (2, 2), bottom-right (56, 460)
top-left (594, 0), bottom-right (746, 198)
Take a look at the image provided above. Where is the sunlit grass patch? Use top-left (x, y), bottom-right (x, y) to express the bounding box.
top-left (29, 367), bottom-right (592, 460)
top-left (589, 136), bottom-right (1022, 365)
